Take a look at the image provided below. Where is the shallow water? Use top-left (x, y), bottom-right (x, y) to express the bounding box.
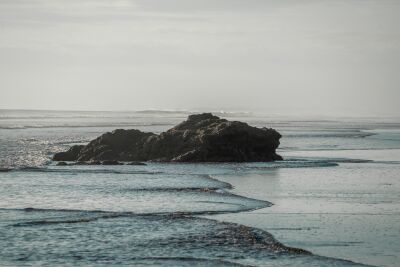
top-left (209, 151), bottom-right (400, 267)
top-left (1, 110), bottom-right (399, 266)
top-left (0, 164), bottom-right (365, 267)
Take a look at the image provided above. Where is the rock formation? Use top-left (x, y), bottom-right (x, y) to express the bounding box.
top-left (53, 113), bottom-right (282, 162)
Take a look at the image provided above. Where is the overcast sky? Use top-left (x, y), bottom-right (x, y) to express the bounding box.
top-left (0, 0), bottom-right (399, 116)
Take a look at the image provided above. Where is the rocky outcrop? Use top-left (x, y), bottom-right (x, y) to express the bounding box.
top-left (53, 145), bottom-right (84, 161)
top-left (53, 113), bottom-right (282, 162)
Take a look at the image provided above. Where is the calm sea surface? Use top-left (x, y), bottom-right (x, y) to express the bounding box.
top-left (0, 110), bottom-right (399, 266)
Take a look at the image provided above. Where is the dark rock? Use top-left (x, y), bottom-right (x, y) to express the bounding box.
top-left (74, 161), bottom-right (88, 165)
top-left (53, 113), bottom-right (282, 162)
top-left (127, 161), bottom-right (147, 165)
top-left (101, 160), bottom-right (122, 165)
top-left (53, 145), bottom-right (84, 161)
top-left (56, 162), bottom-right (68, 166)
top-left (24, 208), bottom-right (35, 212)
top-left (69, 161), bottom-right (101, 165)
top-left (0, 167), bottom-right (12, 172)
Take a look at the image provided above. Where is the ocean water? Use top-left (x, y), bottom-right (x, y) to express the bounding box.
top-left (0, 110), bottom-right (399, 266)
